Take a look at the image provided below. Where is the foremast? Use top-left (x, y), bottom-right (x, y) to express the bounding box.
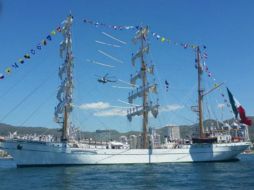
top-left (127, 26), bottom-right (159, 149)
top-left (54, 15), bottom-right (74, 142)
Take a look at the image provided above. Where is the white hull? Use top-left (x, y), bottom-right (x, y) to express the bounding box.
top-left (0, 140), bottom-right (250, 167)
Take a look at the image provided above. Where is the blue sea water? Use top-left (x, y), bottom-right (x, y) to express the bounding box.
top-left (0, 154), bottom-right (254, 190)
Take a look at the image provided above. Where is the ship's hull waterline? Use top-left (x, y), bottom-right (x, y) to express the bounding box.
top-left (0, 140), bottom-right (250, 167)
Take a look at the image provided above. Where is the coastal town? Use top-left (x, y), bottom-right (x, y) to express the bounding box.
top-left (1, 1), bottom-right (254, 189)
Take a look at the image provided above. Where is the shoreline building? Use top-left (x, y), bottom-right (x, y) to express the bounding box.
top-left (167, 126), bottom-right (180, 141)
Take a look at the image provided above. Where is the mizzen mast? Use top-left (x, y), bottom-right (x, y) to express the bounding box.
top-left (194, 46), bottom-right (220, 143)
top-left (196, 46), bottom-right (205, 138)
top-left (127, 26), bottom-right (159, 149)
top-left (54, 15), bottom-right (74, 142)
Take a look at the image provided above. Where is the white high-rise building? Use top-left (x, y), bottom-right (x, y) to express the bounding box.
top-left (119, 136), bottom-right (128, 145)
top-left (153, 132), bottom-right (161, 148)
top-left (129, 135), bottom-right (138, 149)
top-left (167, 126), bottom-right (180, 141)
top-left (137, 135), bottom-right (143, 149)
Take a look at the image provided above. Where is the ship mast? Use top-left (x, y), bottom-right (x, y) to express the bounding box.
top-left (193, 46), bottom-right (221, 143)
top-left (54, 15), bottom-right (74, 142)
top-left (141, 29), bottom-right (148, 149)
top-left (127, 26), bottom-right (159, 149)
top-left (196, 46), bottom-right (205, 138)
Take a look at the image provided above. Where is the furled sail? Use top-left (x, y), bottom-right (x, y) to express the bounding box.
top-left (128, 83), bottom-right (157, 103)
top-left (127, 100), bottom-right (159, 121)
top-left (54, 100), bottom-right (66, 122)
top-left (147, 65), bottom-right (154, 75)
top-left (132, 27), bottom-right (149, 44)
top-left (130, 65), bottom-right (154, 86)
top-left (56, 79), bottom-right (67, 101)
top-left (58, 64), bottom-right (67, 80)
top-left (131, 45), bottom-right (149, 66)
top-left (127, 26), bottom-right (159, 149)
top-left (60, 41), bottom-right (66, 58)
top-left (130, 73), bottom-right (141, 86)
top-left (54, 15), bottom-right (74, 125)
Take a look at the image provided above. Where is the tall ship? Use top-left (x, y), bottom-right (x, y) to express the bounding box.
top-left (0, 15), bottom-right (251, 167)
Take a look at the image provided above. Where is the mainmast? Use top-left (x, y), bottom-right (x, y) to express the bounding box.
top-left (54, 15), bottom-right (74, 142)
top-left (127, 26), bottom-right (159, 149)
top-left (196, 46), bottom-right (205, 138)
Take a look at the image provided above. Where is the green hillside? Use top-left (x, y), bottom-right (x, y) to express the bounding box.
top-left (1, 117), bottom-right (254, 142)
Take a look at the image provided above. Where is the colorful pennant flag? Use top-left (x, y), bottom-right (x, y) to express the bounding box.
top-left (0, 74), bottom-right (4, 79)
top-left (37, 44), bottom-right (42, 50)
top-left (24, 54), bottom-right (31, 59)
top-left (56, 26), bottom-right (61, 32)
top-left (0, 21), bottom-right (63, 81)
top-left (46, 35), bottom-right (52, 41)
top-left (150, 31), bottom-right (204, 51)
top-left (82, 17), bottom-right (208, 53)
top-left (12, 63), bottom-right (19, 68)
top-left (19, 59), bottom-right (24, 64)
top-left (165, 80), bottom-right (169, 92)
top-left (51, 30), bottom-right (56, 35)
top-left (30, 49), bottom-right (36, 55)
top-left (5, 67), bottom-right (11, 74)
top-left (41, 40), bottom-right (47, 46)
top-left (83, 18), bottom-right (137, 30)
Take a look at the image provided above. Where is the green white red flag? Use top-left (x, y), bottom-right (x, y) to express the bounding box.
top-left (227, 88), bottom-right (252, 126)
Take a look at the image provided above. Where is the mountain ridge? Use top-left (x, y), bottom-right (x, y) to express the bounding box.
top-left (1, 117), bottom-right (254, 142)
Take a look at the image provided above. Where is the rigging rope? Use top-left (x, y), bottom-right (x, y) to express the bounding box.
top-left (86, 59), bottom-right (115, 68)
top-left (98, 50), bottom-right (124, 64)
top-left (19, 89), bottom-right (56, 127)
top-left (73, 76), bottom-right (117, 134)
top-left (95, 40), bottom-right (121, 48)
top-left (147, 49), bottom-right (196, 125)
top-left (0, 69), bottom-right (56, 123)
top-left (101, 32), bottom-right (127, 45)
top-left (0, 55), bottom-right (49, 101)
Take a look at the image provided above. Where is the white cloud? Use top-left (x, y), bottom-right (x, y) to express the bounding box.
top-left (160, 104), bottom-right (184, 112)
top-left (79, 102), bottom-right (110, 110)
top-left (78, 101), bottom-right (127, 117)
top-left (94, 108), bottom-right (127, 117)
top-left (79, 102), bottom-right (184, 117)
top-left (217, 103), bottom-right (225, 109)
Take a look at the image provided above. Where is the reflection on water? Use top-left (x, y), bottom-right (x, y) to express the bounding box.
top-left (0, 155), bottom-right (254, 190)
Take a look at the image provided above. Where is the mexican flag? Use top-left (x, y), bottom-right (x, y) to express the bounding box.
top-left (227, 88), bottom-right (252, 126)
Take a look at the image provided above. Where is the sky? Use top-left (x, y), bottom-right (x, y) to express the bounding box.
top-left (0, 0), bottom-right (254, 132)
